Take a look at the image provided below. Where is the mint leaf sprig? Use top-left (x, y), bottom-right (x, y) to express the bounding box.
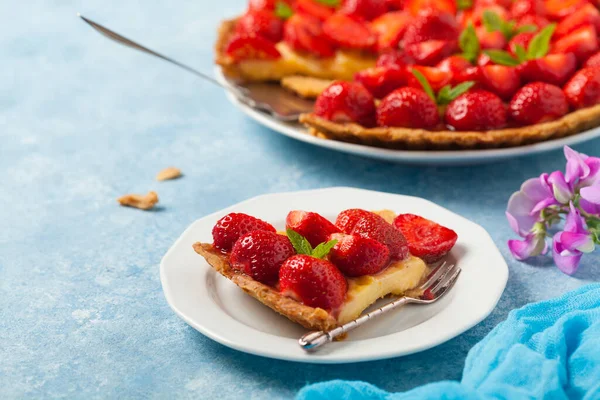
top-left (275, 1), bottom-right (294, 19)
top-left (482, 10), bottom-right (537, 41)
top-left (459, 24), bottom-right (481, 64)
top-left (286, 229), bottom-right (338, 259)
top-left (412, 69), bottom-right (476, 106)
top-left (483, 23), bottom-right (556, 67)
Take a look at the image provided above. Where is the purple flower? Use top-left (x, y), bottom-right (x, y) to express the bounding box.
top-left (546, 171), bottom-right (572, 205)
top-left (552, 203), bottom-right (595, 275)
top-left (580, 184), bottom-right (600, 215)
top-left (508, 231), bottom-right (548, 260)
top-left (564, 146), bottom-right (600, 187)
top-left (506, 175), bottom-right (556, 236)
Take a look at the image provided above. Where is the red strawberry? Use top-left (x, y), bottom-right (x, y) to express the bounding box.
top-left (376, 87), bottom-right (440, 128)
top-left (476, 0), bottom-right (512, 8)
top-left (249, 0), bottom-right (277, 12)
top-left (340, 0), bottom-right (388, 20)
top-left (328, 233), bottom-right (391, 277)
top-left (230, 230), bottom-right (295, 284)
top-left (355, 66), bottom-right (409, 98)
top-left (519, 53), bottom-right (577, 86)
top-left (314, 81), bottom-right (376, 126)
top-left (404, 0), bottom-right (457, 16)
top-left (552, 25), bottom-right (599, 63)
top-left (477, 53), bottom-right (492, 66)
top-left (393, 214), bottom-right (458, 263)
top-left (510, 0), bottom-right (546, 20)
top-left (457, 9), bottom-right (475, 28)
top-left (584, 51), bottom-right (600, 68)
top-left (476, 27), bottom-right (507, 50)
top-left (402, 11), bottom-right (460, 47)
top-left (437, 56), bottom-right (473, 82)
top-left (508, 32), bottom-right (535, 55)
top-left (235, 10), bottom-right (284, 42)
top-left (563, 67), bottom-right (600, 109)
top-left (453, 66), bottom-right (484, 88)
top-left (545, 0), bottom-right (587, 20)
top-left (323, 13), bottom-right (377, 50)
top-left (279, 255), bottom-right (348, 310)
top-left (472, 5), bottom-right (510, 27)
top-left (293, 0), bottom-right (335, 21)
top-left (336, 209), bottom-right (409, 260)
top-left (225, 34), bottom-right (281, 62)
top-left (509, 82), bottom-right (569, 124)
top-left (212, 213), bottom-right (276, 252)
top-left (385, 0), bottom-right (404, 10)
top-left (555, 4), bottom-right (600, 38)
top-left (445, 90), bottom-right (507, 131)
top-left (284, 14), bottom-right (335, 57)
top-left (376, 50), bottom-right (415, 68)
top-left (517, 14), bottom-right (549, 29)
top-left (286, 211), bottom-right (340, 247)
top-left (407, 66), bottom-right (453, 91)
top-left (371, 11), bottom-right (411, 51)
top-left (405, 40), bottom-right (458, 66)
top-left (480, 65), bottom-right (521, 100)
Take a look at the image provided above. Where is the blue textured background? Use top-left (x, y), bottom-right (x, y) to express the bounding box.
top-left (2, 0), bottom-right (600, 398)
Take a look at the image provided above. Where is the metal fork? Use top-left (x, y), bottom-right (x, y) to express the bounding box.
top-left (299, 261), bottom-right (461, 352)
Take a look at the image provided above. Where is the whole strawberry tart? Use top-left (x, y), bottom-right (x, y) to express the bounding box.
top-left (216, 0), bottom-right (600, 149)
top-left (193, 209), bottom-right (457, 331)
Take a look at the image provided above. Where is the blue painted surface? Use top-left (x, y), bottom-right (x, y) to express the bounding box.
top-left (2, 0), bottom-right (600, 398)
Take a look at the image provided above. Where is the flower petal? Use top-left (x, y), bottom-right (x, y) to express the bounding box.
top-left (552, 233), bottom-right (582, 275)
top-left (558, 232), bottom-right (595, 253)
top-left (506, 191), bottom-right (538, 235)
top-left (548, 171), bottom-right (572, 204)
top-left (522, 175), bottom-right (553, 203)
top-left (508, 234), bottom-right (547, 260)
top-left (581, 157), bottom-right (600, 187)
top-left (531, 196), bottom-right (559, 214)
top-left (564, 146), bottom-right (590, 183)
top-left (564, 202), bottom-right (587, 234)
top-left (580, 185), bottom-right (600, 205)
top-left (580, 198), bottom-right (600, 215)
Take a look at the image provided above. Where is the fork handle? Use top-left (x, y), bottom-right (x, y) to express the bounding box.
top-left (299, 297), bottom-right (410, 352)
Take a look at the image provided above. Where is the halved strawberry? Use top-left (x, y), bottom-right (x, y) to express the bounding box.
top-left (393, 214), bottom-right (458, 263)
top-left (212, 213), bottom-right (276, 252)
top-left (545, 0), bottom-right (587, 20)
top-left (286, 211), bottom-right (340, 248)
top-left (444, 90), bottom-right (508, 130)
top-left (225, 34), bottom-right (281, 62)
top-left (563, 67), bottom-right (600, 109)
top-left (376, 50), bottom-right (415, 68)
top-left (457, 9), bottom-right (475, 28)
top-left (437, 55), bottom-right (473, 79)
top-left (510, 0), bottom-right (546, 20)
top-left (552, 24), bottom-right (599, 63)
top-left (404, 0), bottom-right (457, 16)
top-left (517, 14), bottom-right (549, 29)
top-left (293, 0), bottom-right (335, 21)
top-left (323, 13), bottom-right (377, 50)
top-left (519, 53), bottom-right (577, 85)
top-left (314, 81), bottom-right (376, 126)
top-left (584, 51), bottom-right (600, 68)
top-left (402, 11), bottom-right (460, 47)
top-left (355, 66), bottom-right (409, 98)
top-left (405, 40), bottom-right (458, 66)
top-left (509, 82), bottom-right (568, 124)
top-left (508, 32), bottom-right (535, 55)
top-left (284, 13), bottom-right (335, 57)
top-left (341, 0), bottom-right (388, 20)
top-left (235, 10), bottom-right (284, 42)
top-left (407, 66), bottom-right (453, 91)
top-left (476, 0), bottom-right (512, 8)
top-left (249, 0), bottom-right (277, 12)
top-left (477, 53), bottom-right (493, 66)
top-left (376, 87), bottom-right (441, 128)
top-left (555, 4), bottom-right (600, 38)
top-left (480, 65), bottom-right (521, 100)
top-left (472, 5), bottom-right (510, 27)
top-left (328, 233), bottom-right (391, 277)
top-left (476, 27), bottom-right (508, 50)
top-left (370, 11), bottom-right (411, 52)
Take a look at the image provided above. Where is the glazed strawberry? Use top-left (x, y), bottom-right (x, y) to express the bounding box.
top-left (286, 211), bottom-right (340, 247)
top-left (393, 214), bottom-right (458, 263)
top-left (323, 13), bottom-right (377, 50)
top-left (480, 65), bottom-right (521, 100)
top-left (555, 4), bottom-right (600, 38)
top-left (508, 32), bottom-right (535, 55)
top-left (284, 14), bottom-right (335, 57)
top-left (235, 10), bottom-right (284, 42)
top-left (404, 40), bottom-right (458, 66)
top-left (404, 0), bottom-right (457, 16)
top-left (519, 53), bottom-right (577, 86)
top-left (402, 11), bottom-right (460, 48)
top-left (355, 66), bottom-right (408, 98)
top-left (517, 14), bottom-right (549, 29)
top-left (314, 81), bottom-right (376, 126)
top-left (445, 90), bottom-right (507, 131)
top-left (293, 0), bottom-right (335, 21)
top-left (453, 66), bottom-right (483, 87)
top-left (328, 233), bottom-right (391, 277)
top-left (340, 0), bottom-right (388, 21)
top-left (225, 34), bottom-right (281, 62)
top-left (437, 56), bottom-right (473, 81)
top-left (249, 0), bottom-right (277, 12)
top-left (376, 87), bottom-right (440, 129)
top-left (472, 5), bottom-right (510, 27)
top-left (212, 213), bottom-right (276, 252)
top-left (552, 25), bottom-right (599, 63)
top-left (335, 209), bottom-right (373, 233)
top-left (476, 28), bottom-right (507, 50)
top-left (279, 255), bottom-right (348, 310)
top-left (376, 51), bottom-right (415, 69)
top-left (563, 67), bottom-right (600, 109)
top-left (545, 0), bottom-right (587, 20)
top-left (407, 66), bottom-right (452, 91)
top-left (509, 82), bottom-right (568, 124)
top-left (510, 0), bottom-right (546, 21)
top-left (230, 230), bottom-right (295, 284)
top-left (584, 51), bottom-right (600, 68)
top-left (371, 11), bottom-right (411, 52)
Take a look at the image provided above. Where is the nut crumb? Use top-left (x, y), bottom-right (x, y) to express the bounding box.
top-left (156, 167), bottom-right (182, 181)
top-left (118, 191), bottom-right (159, 210)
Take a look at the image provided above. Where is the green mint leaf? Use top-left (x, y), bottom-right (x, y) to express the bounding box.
top-left (314, 0), bottom-right (340, 7)
top-left (275, 1), bottom-right (294, 19)
top-left (311, 239), bottom-right (338, 259)
top-left (448, 81), bottom-right (476, 100)
top-left (517, 24), bottom-right (538, 34)
top-left (482, 10), bottom-right (503, 33)
top-left (457, 0), bottom-right (473, 10)
top-left (527, 23), bottom-right (556, 60)
top-left (459, 24), bottom-right (480, 64)
top-left (483, 49), bottom-right (521, 66)
top-left (515, 44), bottom-right (528, 62)
top-left (411, 69), bottom-right (436, 102)
top-left (286, 229), bottom-right (313, 255)
top-left (436, 85), bottom-right (452, 105)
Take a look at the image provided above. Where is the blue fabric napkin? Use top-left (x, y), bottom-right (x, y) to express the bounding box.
top-left (298, 284), bottom-right (600, 400)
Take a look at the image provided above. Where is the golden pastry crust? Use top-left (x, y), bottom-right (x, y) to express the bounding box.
top-left (281, 76), bottom-right (334, 98)
top-left (193, 243), bottom-right (339, 331)
top-left (300, 104), bottom-right (600, 150)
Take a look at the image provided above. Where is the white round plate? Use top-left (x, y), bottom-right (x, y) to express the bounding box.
top-left (215, 69), bottom-right (600, 165)
top-left (160, 187), bottom-right (508, 363)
